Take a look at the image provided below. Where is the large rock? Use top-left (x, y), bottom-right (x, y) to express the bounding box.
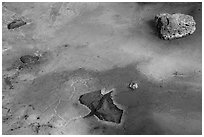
top-left (155, 13), bottom-right (196, 40)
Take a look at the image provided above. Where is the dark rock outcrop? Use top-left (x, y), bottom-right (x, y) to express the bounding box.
top-left (79, 90), bottom-right (123, 124)
top-left (155, 13), bottom-right (196, 40)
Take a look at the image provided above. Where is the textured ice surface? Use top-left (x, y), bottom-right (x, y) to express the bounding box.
top-left (2, 2), bottom-right (201, 135)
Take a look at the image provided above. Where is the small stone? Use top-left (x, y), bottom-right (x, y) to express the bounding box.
top-left (7, 18), bottom-right (26, 30)
top-left (20, 55), bottom-right (39, 64)
top-left (155, 13), bottom-right (196, 40)
top-left (129, 82), bottom-right (138, 90)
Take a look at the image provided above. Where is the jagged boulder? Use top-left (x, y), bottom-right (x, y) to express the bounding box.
top-left (155, 13), bottom-right (196, 40)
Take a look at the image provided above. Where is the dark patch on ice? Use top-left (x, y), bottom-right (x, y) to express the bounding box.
top-left (3, 76), bottom-right (14, 89)
top-left (79, 90), bottom-right (123, 124)
top-left (20, 55), bottom-right (39, 64)
top-left (7, 19), bottom-right (26, 30)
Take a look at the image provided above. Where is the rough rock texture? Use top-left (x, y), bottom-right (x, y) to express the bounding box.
top-left (79, 90), bottom-right (123, 124)
top-left (155, 13), bottom-right (196, 40)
